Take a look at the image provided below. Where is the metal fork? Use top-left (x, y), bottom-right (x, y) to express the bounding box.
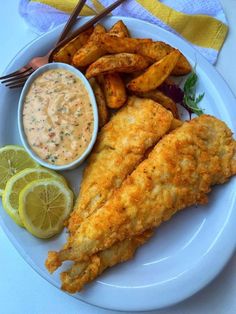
top-left (1, 0), bottom-right (126, 89)
top-left (0, 0), bottom-right (87, 89)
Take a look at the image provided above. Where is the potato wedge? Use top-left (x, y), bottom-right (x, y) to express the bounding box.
top-left (109, 20), bottom-right (130, 38)
top-left (170, 118), bottom-right (183, 131)
top-left (100, 35), bottom-right (152, 54)
top-left (127, 50), bottom-right (180, 93)
top-left (73, 21), bottom-right (130, 68)
top-left (89, 78), bottom-right (109, 128)
top-left (89, 24), bottom-right (106, 39)
top-left (139, 42), bottom-right (191, 76)
top-left (133, 90), bottom-right (179, 118)
top-left (101, 73), bottom-right (127, 109)
top-left (86, 53), bottom-right (150, 79)
top-left (72, 24), bottom-right (106, 68)
top-left (100, 35), bottom-right (191, 75)
top-left (52, 28), bottom-right (93, 64)
top-left (171, 56), bottom-right (191, 76)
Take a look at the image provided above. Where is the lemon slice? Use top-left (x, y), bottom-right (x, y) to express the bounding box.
top-left (2, 168), bottom-right (67, 227)
top-left (0, 145), bottom-right (38, 196)
top-left (19, 179), bottom-right (73, 238)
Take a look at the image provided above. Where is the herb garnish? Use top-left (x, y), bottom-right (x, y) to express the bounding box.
top-left (183, 71), bottom-right (204, 116)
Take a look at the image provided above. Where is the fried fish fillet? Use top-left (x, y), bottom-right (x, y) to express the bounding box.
top-left (46, 97), bottom-right (174, 289)
top-left (67, 96), bottom-right (173, 234)
top-left (46, 115), bottom-right (236, 270)
top-left (60, 229), bottom-right (153, 293)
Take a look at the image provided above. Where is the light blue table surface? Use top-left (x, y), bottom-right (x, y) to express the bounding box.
top-left (0, 1), bottom-right (236, 313)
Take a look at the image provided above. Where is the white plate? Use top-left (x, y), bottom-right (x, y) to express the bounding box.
top-left (0, 17), bottom-right (236, 312)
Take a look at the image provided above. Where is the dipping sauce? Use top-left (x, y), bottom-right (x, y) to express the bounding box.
top-left (23, 69), bottom-right (94, 165)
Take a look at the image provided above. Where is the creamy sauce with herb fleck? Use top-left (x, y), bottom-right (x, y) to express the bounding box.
top-left (23, 69), bottom-right (94, 165)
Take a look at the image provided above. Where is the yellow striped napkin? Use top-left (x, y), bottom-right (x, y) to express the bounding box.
top-left (21, 0), bottom-right (228, 63)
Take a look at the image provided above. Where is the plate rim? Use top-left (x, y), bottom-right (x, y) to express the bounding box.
top-left (0, 16), bottom-right (236, 312)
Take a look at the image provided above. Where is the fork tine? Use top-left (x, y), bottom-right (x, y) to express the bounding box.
top-left (9, 82), bottom-right (25, 89)
top-left (6, 77), bottom-right (28, 88)
top-left (0, 69), bottom-right (20, 80)
top-left (2, 70), bottom-right (33, 84)
top-left (9, 83), bottom-right (24, 89)
top-left (0, 67), bottom-right (33, 80)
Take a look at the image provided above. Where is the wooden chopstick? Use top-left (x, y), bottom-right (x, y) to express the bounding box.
top-left (56, 0), bottom-right (87, 44)
top-left (49, 0), bottom-right (126, 62)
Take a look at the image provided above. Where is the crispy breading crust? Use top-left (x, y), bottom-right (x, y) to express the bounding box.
top-left (67, 97), bottom-right (173, 234)
top-left (60, 230), bottom-right (153, 293)
top-left (49, 97), bottom-right (174, 290)
top-left (46, 115), bottom-right (236, 269)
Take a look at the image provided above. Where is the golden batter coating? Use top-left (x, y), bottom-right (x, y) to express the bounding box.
top-left (46, 115), bottom-right (236, 270)
top-left (68, 96), bottom-right (173, 234)
top-left (60, 230), bottom-right (153, 293)
top-left (46, 97), bottom-right (174, 289)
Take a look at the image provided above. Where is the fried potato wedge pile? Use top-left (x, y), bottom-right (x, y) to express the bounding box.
top-left (51, 20), bottom-right (192, 124)
top-left (99, 35), bottom-right (191, 75)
